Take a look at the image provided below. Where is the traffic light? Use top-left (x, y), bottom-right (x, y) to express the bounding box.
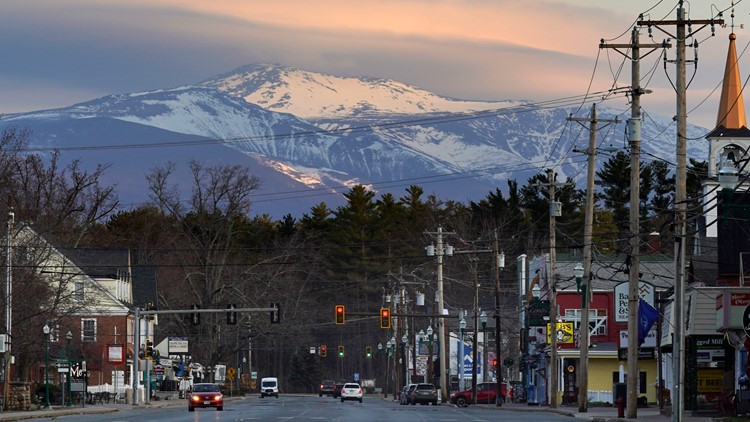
top-left (365, 346), bottom-right (372, 358)
top-left (335, 305), bottom-right (345, 325)
top-left (190, 304), bottom-right (200, 325)
top-left (380, 307), bottom-right (391, 329)
top-left (227, 304), bottom-right (237, 325)
top-left (320, 345), bottom-right (327, 357)
top-left (145, 339), bottom-right (154, 359)
top-left (492, 358), bottom-right (498, 368)
top-left (270, 302), bottom-right (281, 324)
top-left (146, 301), bottom-right (155, 321)
top-left (338, 345), bottom-right (344, 357)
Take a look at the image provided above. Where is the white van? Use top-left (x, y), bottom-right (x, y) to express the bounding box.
top-left (260, 377), bottom-right (279, 398)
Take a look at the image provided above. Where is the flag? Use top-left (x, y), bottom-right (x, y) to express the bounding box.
top-left (637, 298), bottom-right (658, 346)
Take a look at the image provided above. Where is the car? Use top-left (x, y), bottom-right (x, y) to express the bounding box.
top-left (260, 377), bottom-right (279, 398)
top-left (319, 379), bottom-right (336, 397)
top-left (410, 383), bottom-right (438, 405)
top-left (188, 383), bottom-right (223, 412)
top-left (400, 383), bottom-right (417, 405)
top-left (331, 381), bottom-right (347, 398)
top-left (449, 381), bottom-right (509, 407)
top-left (340, 382), bottom-right (363, 403)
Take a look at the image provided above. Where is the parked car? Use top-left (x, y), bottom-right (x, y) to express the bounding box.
top-left (449, 381), bottom-right (509, 407)
top-left (400, 383), bottom-right (417, 405)
top-left (260, 377), bottom-right (279, 398)
top-left (332, 381), bottom-right (347, 398)
top-left (340, 383), bottom-right (363, 403)
top-left (410, 383), bottom-right (438, 405)
top-left (319, 379), bottom-right (336, 397)
top-left (188, 383), bottom-right (223, 412)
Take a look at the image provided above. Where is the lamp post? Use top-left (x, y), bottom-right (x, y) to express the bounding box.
top-left (459, 316), bottom-right (466, 392)
top-left (43, 324), bottom-right (50, 408)
top-left (388, 337), bottom-right (401, 400)
top-left (427, 325), bottom-right (434, 385)
top-left (66, 331), bottom-right (72, 407)
top-left (417, 330), bottom-right (425, 383)
top-left (480, 311), bottom-right (488, 382)
top-left (574, 262), bottom-right (587, 412)
top-left (401, 334), bottom-right (408, 386)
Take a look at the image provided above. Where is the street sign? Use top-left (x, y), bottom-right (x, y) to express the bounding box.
top-left (227, 367), bottom-right (236, 380)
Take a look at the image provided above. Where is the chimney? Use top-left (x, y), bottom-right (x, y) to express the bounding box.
top-left (647, 232), bottom-right (660, 253)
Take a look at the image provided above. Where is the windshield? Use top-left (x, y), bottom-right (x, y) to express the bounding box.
top-left (262, 381), bottom-right (277, 387)
top-left (193, 384), bottom-right (219, 392)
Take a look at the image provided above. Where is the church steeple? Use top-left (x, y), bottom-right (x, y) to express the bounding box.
top-left (716, 32), bottom-right (747, 130)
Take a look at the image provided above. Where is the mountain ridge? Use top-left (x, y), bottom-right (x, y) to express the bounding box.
top-left (0, 63), bottom-right (711, 218)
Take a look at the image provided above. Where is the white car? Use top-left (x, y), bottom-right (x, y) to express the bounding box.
top-left (340, 383), bottom-right (363, 403)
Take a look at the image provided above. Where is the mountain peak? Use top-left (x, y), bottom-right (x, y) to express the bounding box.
top-left (200, 63), bottom-right (515, 120)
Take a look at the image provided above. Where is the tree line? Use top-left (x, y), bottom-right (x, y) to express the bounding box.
top-left (0, 128), bottom-right (706, 392)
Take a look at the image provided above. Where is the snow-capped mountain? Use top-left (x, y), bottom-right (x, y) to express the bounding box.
top-left (0, 64), bottom-right (711, 217)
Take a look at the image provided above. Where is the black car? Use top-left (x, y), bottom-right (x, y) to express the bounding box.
top-left (331, 381), bottom-right (347, 398)
top-left (319, 379), bottom-right (336, 397)
top-left (410, 383), bottom-right (438, 405)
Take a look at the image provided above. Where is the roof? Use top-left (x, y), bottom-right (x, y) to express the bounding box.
top-left (60, 247), bottom-right (130, 279)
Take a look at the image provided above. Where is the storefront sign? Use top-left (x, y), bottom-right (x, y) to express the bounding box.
top-left (614, 281), bottom-right (655, 322)
top-left (697, 369), bottom-right (723, 393)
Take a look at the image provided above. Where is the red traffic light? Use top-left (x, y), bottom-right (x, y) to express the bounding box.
top-left (335, 305), bottom-right (345, 324)
top-left (320, 345), bottom-right (327, 357)
top-left (380, 307), bottom-right (391, 329)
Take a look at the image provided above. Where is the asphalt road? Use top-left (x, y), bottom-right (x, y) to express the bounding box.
top-left (24, 394), bottom-right (580, 422)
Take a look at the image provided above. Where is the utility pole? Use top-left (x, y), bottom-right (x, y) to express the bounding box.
top-left (494, 231), bottom-right (505, 407)
top-left (567, 104), bottom-right (619, 413)
top-left (546, 168), bottom-right (560, 408)
top-left (3, 207), bottom-right (12, 411)
top-left (425, 227), bottom-right (455, 403)
top-left (638, 7), bottom-right (722, 421)
top-left (470, 253), bottom-right (479, 404)
top-left (600, 26), bottom-right (665, 419)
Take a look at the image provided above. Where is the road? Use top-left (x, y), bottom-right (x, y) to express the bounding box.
top-left (26, 395), bottom-right (578, 422)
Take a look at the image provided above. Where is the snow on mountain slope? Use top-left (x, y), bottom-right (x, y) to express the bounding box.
top-left (201, 64), bottom-right (522, 120)
top-left (1, 63), bottom-right (713, 218)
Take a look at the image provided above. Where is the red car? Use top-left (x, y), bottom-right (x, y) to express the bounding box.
top-left (188, 383), bottom-right (224, 411)
top-left (450, 382), bottom-right (510, 407)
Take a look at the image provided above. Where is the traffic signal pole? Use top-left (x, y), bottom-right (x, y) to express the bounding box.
top-left (131, 305), bottom-right (278, 406)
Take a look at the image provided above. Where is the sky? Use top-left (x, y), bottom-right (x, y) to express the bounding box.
top-left (1, 0), bottom-right (748, 129)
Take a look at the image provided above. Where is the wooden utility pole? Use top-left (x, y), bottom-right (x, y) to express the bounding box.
top-left (494, 231), bottom-right (504, 407)
top-left (567, 104), bottom-right (619, 413)
top-left (638, 7), bottom-right (722, 421)
top-left (600, 27), bottom-right (667, 418)
top-left (546, 168), bottom-right (559, 408)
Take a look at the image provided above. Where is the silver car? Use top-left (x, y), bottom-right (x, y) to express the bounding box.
top-left (340, 383), bottom-right (363, 403)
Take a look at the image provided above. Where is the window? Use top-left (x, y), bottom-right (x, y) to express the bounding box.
top-left (564, 308), bottom-right (607, 335)
top-left (73, 281), bottom-right (84, 302)
top-left (81, 319), bottom-right (97, 342)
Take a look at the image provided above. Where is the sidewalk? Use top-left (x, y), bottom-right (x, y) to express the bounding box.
top-left (0, 393), bottom-right (187, 421)
top-left (495, 402), bottom-right (724, 422)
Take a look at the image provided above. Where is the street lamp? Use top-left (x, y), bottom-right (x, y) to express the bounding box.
top-left (66, 331), bottom-right (72, 407)
top-left (480, 311), bottom-right (488, 382)
top-left (401, 334), bottom-right (408, 386)
top-left (426, 325), bottom-right (434, 384)
top-left (459, 316), bottom-right (466, 391)
top-left (43, 324), bottom-right (50, 408)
